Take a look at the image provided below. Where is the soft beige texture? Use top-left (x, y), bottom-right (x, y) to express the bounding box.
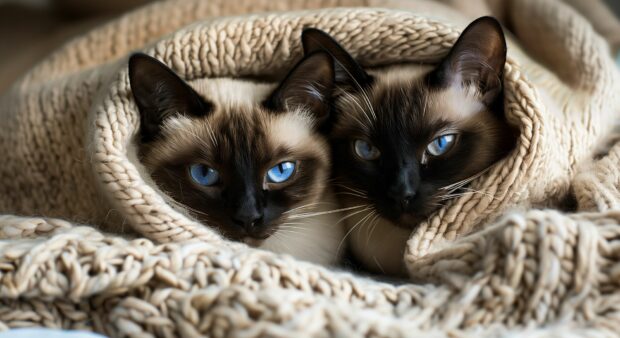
top-left (1, 0), bottom-right (620, 336)
top-left (563, 0), bottom-right (620, 53)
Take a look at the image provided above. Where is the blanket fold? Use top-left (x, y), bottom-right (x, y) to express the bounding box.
top-left (1, 0), bottom-right (619, 336)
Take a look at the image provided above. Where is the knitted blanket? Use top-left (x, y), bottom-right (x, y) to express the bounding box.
top-left (1, 0), bottom-right (620, 336)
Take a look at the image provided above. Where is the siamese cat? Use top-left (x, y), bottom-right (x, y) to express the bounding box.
top-left (128, 51), bottom-right (346, 266)
top-left (302, 17), bottom-right (518, 275)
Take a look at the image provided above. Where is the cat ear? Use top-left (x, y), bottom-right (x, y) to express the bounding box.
top-left (128, 53), bottom-right (211, 142)
top-left (432, 16), bottom-right (507, 106)
top-left (301, 28), bottom-right (372, 89)
top-left (264, 51), bottom-right (335, 126)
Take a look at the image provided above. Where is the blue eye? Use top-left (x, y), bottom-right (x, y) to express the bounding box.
top-left (189, 164), bottom-right (219, 186)
top-left (354, 140), bottom-right (381, 160)
top-left (427, 134), bottom-right (456, 156)
top-left (266, 161), bottom-right (296, 183)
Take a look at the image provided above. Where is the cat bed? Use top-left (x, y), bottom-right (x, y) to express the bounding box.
top-left (1, 0), bottom-right (620, 336)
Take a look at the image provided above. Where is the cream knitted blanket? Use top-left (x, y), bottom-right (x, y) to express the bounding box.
top-left (1, 0), bottom-right (620, 336)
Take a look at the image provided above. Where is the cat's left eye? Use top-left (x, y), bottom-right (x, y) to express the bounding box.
top-left (189, 164), bottom-right (220, 186)
top-left (426, 134), bottom-right (457, 156)
top-left (354, 140), bottom-right (381, 160)
top-left (266, 161), bottom-right (296, 183)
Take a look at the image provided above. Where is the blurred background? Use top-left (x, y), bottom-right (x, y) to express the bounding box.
top-left (0, 0), bottom-right (150, 92)
top-left (0, 0), bottom-right (618, 93)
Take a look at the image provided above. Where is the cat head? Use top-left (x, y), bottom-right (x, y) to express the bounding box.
top-left (129, 52), bottom-right (335, 243)
top-left (302, 17), bottom-right (518, 228)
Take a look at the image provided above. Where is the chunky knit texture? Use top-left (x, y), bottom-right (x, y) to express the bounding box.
top-left (0, 0), bottom-right (619, 336)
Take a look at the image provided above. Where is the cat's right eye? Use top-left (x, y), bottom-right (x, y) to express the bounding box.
top-left (426, 134), bottom-right (457, 157)
top-left (353, 139), bottom-right (381, 160)
top-left (189, 164), bottom-right (220, 186)
top-left (266, 161), bottom-right (296, 183)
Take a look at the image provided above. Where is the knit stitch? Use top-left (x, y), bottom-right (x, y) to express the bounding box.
top-left (0, 0), bottom-right (619, 336)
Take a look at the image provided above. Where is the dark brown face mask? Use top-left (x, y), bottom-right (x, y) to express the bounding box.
top-left (128, 52), bottom-right (335, 241)
top-left (302, 17), bottom-right (518, 228)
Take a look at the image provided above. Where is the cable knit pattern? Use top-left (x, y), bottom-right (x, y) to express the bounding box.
top-left (0, 0), bottom-right (619, 336)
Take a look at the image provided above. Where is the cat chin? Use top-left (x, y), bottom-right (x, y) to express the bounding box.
top-left (242, 237), bottom-right (266, 247)
top-left (346, 213), bottom-right (411, 277)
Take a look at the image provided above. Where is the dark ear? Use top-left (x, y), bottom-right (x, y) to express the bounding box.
top-left (264, 51), bottom-right (335, 127)
top-left (431, 17), bottom-right (507, 106)
top-left (301, 28), bottom-right (372, 90)
top-left (128, 53), bottom-right (211, 142)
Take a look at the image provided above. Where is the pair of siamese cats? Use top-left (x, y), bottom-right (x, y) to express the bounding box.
top-left (129, 17), bottom-right (517, 275)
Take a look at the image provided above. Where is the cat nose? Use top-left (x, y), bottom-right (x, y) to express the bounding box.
top-left (402, 194), bottom-right (416, 206)
top-left (388, 165), bottom-right (419, 210)
top-left (229, 186), bottom-right (264, 230)
top-left (232, 209), bottom-right (263, 229)
top-left (388, 183), bottom-right (417, 210)
top-left (390, 190), bottom-right (416, 210)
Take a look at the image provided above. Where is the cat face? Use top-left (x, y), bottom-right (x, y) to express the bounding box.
top-left (129, 52), bottom-right (335, 244)
top-left (302, 17), bottom-right (518, 229)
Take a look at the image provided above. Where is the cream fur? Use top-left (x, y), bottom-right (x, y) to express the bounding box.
top-left (433, 85), bottom-right (485, 120)
top-left (261, 190), bottom-right (345, 265)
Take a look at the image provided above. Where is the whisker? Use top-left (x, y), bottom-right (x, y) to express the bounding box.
top-left (282, 201), bottom-right (335, 214)
top-left (439, 168), bottom-right (490, 191)
top-left (272, 233), bottom-right (293, 254)
top-left (166, 199), bottom-right (214, 222)
top-left (279, 225), bottom-right (308, 230)
top-left (334, 192), bottom-right (369, 199)
top-left (366, 212), bottom-right (381, 248)
top-left (359, 86), bottom-right (377, 122)
top-left (438, 190), bottom-right (497, 201)
top-left (277, 229), bottom-right (308, 237)
top-left (458, 187), bottom-right (497, 198)
top-left (333, 183), bottom-right (366, 195)
top-left (287, 204), bottom-right (369, 220)
top-left (373, 256), bottom-right (387, 275)
top-left (334, 206), bottom-right (373, 226)
top-left (436, 185), bottom-right (498, 204)
top-left (339, 65), bottom-right (376, 122)
top-left (278, 225), bottom-right (309, 231)
top-left (342, 91), bottom-right (374, 127)
top-left (336, 208), bottom-right (374, 255)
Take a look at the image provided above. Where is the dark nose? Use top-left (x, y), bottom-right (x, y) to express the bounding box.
top-left (388, 186), bottom-right (417, 210)
top-left (227, 183), bottom-right (264, 230)
top-left (232, 207), bottom-right (263, 229)
top-left (387, 166), bottom-right (418, 211)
